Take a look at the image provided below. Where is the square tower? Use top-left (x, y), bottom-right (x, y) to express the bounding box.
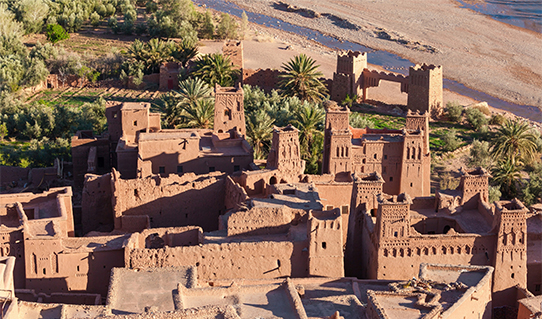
top-left (407, 64), bottom-right (443, 117)
top-left (307, 209), bottom-right (344, 277)
top-left (493, 199), bottom-right (528, 308)
top-left (322, 101), bottom-right (352, 175)
top-left (214, 84), bottom-right (246, 136)
top-left (266, 124), bottom-right (305, 176)
top-left (222, 40), bottom-right (244, 69)
top-left (331, 51), bottom-right (367, 103)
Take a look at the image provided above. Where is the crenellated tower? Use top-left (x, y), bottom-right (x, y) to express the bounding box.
top-left (322, 102), bottom-right (353, 175)
top-left (400, 111), bottom-right (431, 196)
top-left (459, 167), bottom-right (491, 208)
top-left (407, 64), bottom-right (443, 117)
top-left (331, 51), bottom-right (367, 103)
top-left (266, 124), bottom-right (305, 177)
top-left (493, 199), bottom-right (528, 308)
top-left (214, 84), bottom-right (246, 136)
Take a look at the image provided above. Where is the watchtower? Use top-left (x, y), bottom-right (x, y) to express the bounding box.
top-left (322, 102), bottom-right (352, 175)
top-left (266, 124), bottom-right (305, 176)
top-left (222, 40), bottom-right (244, 69)
top-left (407, 64), bottom-right (443, 117)
top-left (331, 51), bottom-right (367, 103)
top-left (214, 84), bottom-right (246, 136)
top-left (307, 209), bottom-right (344, 277)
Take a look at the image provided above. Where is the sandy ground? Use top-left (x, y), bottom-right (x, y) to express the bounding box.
top-left (218, 0), bottom-right (542, 111)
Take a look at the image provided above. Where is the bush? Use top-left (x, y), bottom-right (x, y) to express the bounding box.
top-left (441, 128), bottom-right (461, 152)
top-left (439, 172), bottom-right (460, 190)
top-left (46, 24), bottom-right (69, 44)
top-left (349, 112), bottom-right (374, 128)
top-left (216, 13), bottom-right (238, 39)
top-left (198, 10), bottom-right (214, 39)
top-left (90, 11), bottom-right (101, 27)
top-left (469, 139), bottom-right (491, 168)
top-left (465, 107), bottom-right (488, 131)
top-left (445, 101), bottom-right (463, 123)
top-left (490, 113), bottom-right (506, 126)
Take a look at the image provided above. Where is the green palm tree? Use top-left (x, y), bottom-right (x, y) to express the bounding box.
top-left (279, 54), bottom-right (328, 103)
top-left (247, 109), bottom-right (275, 159)
top-left (492, 157), bottom-right (523, 199)
top-left (291, 104), bottom-right (325, 158)
top-left (171, 39), bottom-right (198, 68)
top-left (491, 119), bottom-right (539, 165)
top-left (192, 53), bottom-right (238, 87)
top-left (127, 39), bottom-right (174, 74)
top-left (174, 78), bottom-right (213, 106)
top-left (181, 99), bottom-right (214, 129)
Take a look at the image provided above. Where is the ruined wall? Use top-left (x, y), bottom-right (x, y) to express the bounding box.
top-left (224, 176), bottom-right (248, 211)
top-left (225, 206), bottom-right (303, 237)
top-left (111, 171), bottom-right (226, 231)
top-left (81, 173), bottom-right (114, 235)
top-left (242, 69), bottom-right (282, 92)
top-left (0, 166), bottom-right (30, 189)
top-left (71, 135), bottom-right (110, 190)
top-left (127, 240), bottom-right (308, 279)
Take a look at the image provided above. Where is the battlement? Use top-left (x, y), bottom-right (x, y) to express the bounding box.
top-left (410, 63), bottom-right (442, 72)
top-left (495, 199), bottom-right (529, 214)
top-left (222, 40), bottom-right (243, 69)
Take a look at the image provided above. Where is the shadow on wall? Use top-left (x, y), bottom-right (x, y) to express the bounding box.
top-left (121, 181), bottom-right (226, 231)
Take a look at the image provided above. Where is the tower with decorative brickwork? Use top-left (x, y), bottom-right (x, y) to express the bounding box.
top-left (407, 64), bottom-right (443, 117)
top-left (222, 40), bottom-right (244, 69)
top-left (266, 124), bottom-right (305, 176)
top-left (322, 102), bottom-right (353, 175)
top-left (400, 111), bottom-right (431, 196)
top-left (214, 84), bottom-right (246, 136)
top-left (493, 199), bottom-right (528, 308)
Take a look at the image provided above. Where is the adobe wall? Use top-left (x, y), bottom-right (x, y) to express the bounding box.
top-left (24, 236), bottom-right (126, 297)
top-left (222, 40), bottom-right (243, 69)
top-left (159, 62), bottom-right (180, 91)
top-left (81, 173), bottom-right (114, 234)
top-left (116, 143), bottom-right (138, 179)
top-left (71, 135), bottom-right (110, 190)
top-left (111, 170), bottom-right (226, 231)
top-left (371, 234), bottom-right (497, 281)
top-left (224, 206), bottom-right (305, 237)
top-left (307, 210), bottom-right (344, 277)
top-left (136, 226), bottom-right (203, 248)
top-left (312, 182), bottom-right (353, 243)
top-left (224, 176), bottom-right (248, 211)
top-left (0, 166), bottom-right (30, 189)
top-left (126, 240), bottom-right (308, 279)
top-left (242, 68), bottom-right (282, 92)
top-left (407, 64), bottom-right (443, 117)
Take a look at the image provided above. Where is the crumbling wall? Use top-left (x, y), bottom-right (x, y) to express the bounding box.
top-left (0, 166), bottom-right (30, 189)
top-left (224, 176), bottom-right (248, 210)
top-left (111, 171), bottom-right (226, 231)
top-left (81, 173), bottom-right (114, 235)
top-left (225, 206), bottom-right (303, 236)
top-left (127, 240), bottom-right (307, 279)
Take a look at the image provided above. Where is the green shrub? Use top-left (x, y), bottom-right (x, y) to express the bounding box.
top-left (441, 128), bottom-right (461, 152)
top-left (90, 11), bottom-right (101, 27)
top-left (488, 185), bottom-right (502, 203)
top-left (469, 139), bottom-right (491, 168)
top-left (490, 113), bottom-right (506, 125)
top-left (349, 112), bottom-right (374, 129)
top-left (465, 107), bottom-right (488, 130)
top-left (445, 101), bottom-right (463, 123)
top-left (46, 24), bottom-right (69, 44)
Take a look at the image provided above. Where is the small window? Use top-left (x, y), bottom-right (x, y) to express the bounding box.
top-left (234, 165), bottom-right (240, 172)
top-left (159, 166), bottom-right (165, 174)
top-left (511, 273), bottom-right (515, 279)
top-left (322, 242), bottom-right (327, 249)
top-left (177, 166), bottom-right (183, 173)
top-left (133, 120), bottom-right (137, 126)
top-left (394, 231), bottom-right (398, 237)
top-left (209, 166), bottom-right (215, 172)
top-left (389, 177), bottom-right (393, 182)
top-left (326, 205), bottom-right (333, 211)
top-left (410, 182), bottom-right (413, 187)
top-left (384, 155), bottom-right (387, 160)
top-left (341, 205), bottom-right (349, 214)
top-left (373, 154), bottom-right (377, 159)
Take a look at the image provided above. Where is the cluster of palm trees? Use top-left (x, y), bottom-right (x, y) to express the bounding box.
top-left (490, 119), bottom-right (541, 199)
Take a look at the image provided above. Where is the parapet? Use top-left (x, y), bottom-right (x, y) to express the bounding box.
top-left (495, 198), bottom-right (529, 214)
top-left (410, 63), bottom-right (442, 72)
top-left (377, 193), bottom-right (412, 205)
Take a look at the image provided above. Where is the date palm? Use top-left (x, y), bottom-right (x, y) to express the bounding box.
top-left (174, 78), bottom-right (213, 106)
top-left (491, 119), bottom-right (539, 165)
top-left (492, 157), bottom-right (522, 199)
top-left (247, 109), bottom-right (274, 159)
top-left (192, 53), bottom-right (238, 87)
top-left (181, 99), bottom-right (214, 129)
top-left (171, 39), bottom-right (198, 68)
top-left (279, 54), bottom-right (327, 103)
top-left (291, 104), bottom-right (325, 158)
